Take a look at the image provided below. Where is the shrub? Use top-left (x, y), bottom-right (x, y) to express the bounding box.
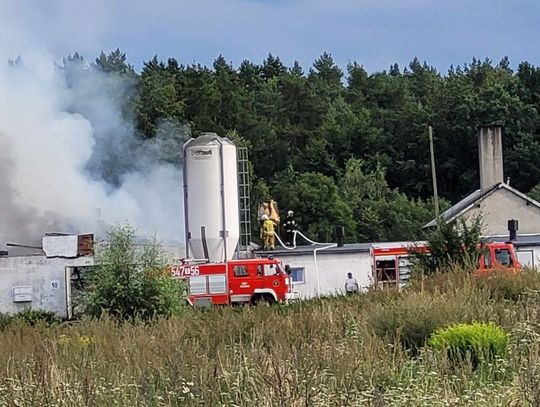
top-left (429, 322), bottom-right (509, 367)
top-left (474, 269), bottom-right (540, 301)
top-left (14, 309), bottom-right (60, 326)
top-left (368, 291), bottom-right (475, 354)
top-left (411, 216), bottom-right (484, 275)
top-left (0, 310), bottom-right (60, 330)
top-left (0, 313), bottom-right (13, 330)
top-left (406, 264), bottom-right (473, 294)
top-left (84, 224), bottom-right (186, 320)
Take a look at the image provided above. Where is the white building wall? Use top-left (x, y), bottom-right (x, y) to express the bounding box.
top-left (280, 251), bottom-right (372, 298)
top-left (0, 255), bottom-right (93, 318)
top-left (516, 246), bottom-right (540, 269)
top-left (465, 188), bottom-right (540, 235)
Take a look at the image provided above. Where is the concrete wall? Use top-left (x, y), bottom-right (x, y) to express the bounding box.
top-left (464, 188), bottom-right (540, 235)
top-left (0, 255), bottom-right (93, 318)
top-left (478, 126), bottom-right (504, 190)
top-left (278, 251), bottom-right (372, 298)
top-left (516, 246), bottom-right (540, 269)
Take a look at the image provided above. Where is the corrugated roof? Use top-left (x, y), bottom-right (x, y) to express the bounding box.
top-left (424, 182), bottom-right (540, 228)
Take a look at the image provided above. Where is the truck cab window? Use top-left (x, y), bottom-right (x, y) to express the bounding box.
top-left (495, 249), bottom-right (512, 266)
top-left (483, 249), bottom-right (492, 268)
top-left (233, 265), bottom-right (249, 277)
top-left (263, 264), bottom-right (277, 276)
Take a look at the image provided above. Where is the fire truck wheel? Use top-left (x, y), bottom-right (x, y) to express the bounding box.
top-left (251, 294), bottom-right (276, 306)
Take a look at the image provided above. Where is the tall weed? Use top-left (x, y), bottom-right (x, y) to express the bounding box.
top-left (0, 268), bottom-right (537, 405)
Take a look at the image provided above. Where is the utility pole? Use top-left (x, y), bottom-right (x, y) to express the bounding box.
top-left (428, 126), bottom-right (440, 229)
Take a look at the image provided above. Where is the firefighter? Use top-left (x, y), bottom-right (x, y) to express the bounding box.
top-left (260, 214), bottom-right (276, 250)
top-left (283, 210), bottom-right (297, 246)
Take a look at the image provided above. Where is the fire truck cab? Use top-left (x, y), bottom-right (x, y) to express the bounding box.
top-left (171, 258), bottom-right (294, 307)
top-left (477, 242), bottom-right (521, 274)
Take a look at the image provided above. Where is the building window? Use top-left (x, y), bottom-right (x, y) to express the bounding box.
top-left (233, 265), bottom-right (249, 277)
top-left (290, 267), bottom-right (305, 284)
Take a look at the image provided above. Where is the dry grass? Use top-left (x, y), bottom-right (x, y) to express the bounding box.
top-left (1, 269), bottom-right (540, 406)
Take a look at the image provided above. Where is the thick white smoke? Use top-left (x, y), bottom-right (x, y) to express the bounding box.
top-left (0, 57), bottom-right (185, 249)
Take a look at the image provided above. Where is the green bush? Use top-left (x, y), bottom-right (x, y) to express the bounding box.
top-left (411, 216), bottom-right (484, 275)
top-left (368, 292), bottom-right (474, 354)
top-left (15, 309), bottom-right (60, 326)
top-left (0, 313), bottom-right (13, 330)
top-left (84, 224), bottom-right (186, 320)
top-left (0, 310), bottom-right (60, 330)
top-left (429, 322), bottom-right (509, 367)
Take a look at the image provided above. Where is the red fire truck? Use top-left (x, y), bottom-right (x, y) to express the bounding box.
top-left (170, 257), bottom-right (295, 307)
top-left (372, 241), bottom-right (521, 289)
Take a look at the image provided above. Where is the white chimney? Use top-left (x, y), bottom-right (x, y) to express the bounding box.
top-left (478, 125), bottom-right (504, 190)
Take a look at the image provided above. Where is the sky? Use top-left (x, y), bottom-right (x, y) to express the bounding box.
top-left (1, 0), bottom-right (540, 74)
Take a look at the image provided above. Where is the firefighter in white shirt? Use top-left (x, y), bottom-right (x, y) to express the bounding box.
top-left (345, 272), bottom-right (359, 295)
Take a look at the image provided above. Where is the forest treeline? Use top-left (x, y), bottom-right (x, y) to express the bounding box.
top-left (61, 50), bottom-right (540, 242)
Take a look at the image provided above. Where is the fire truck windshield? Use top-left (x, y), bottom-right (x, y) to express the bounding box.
top-left (495, 249), bottom-right (512, 266)
top-left (276, 264), bottom-right (287, 275)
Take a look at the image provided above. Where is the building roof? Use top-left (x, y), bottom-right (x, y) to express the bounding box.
top-left (254, 243), bottom-right (372, 257)
top-left (0, 246), bottom-right (44, 257)
top-left (252, 234), bottom-right (540, 259)
top-left (424, 182), bottom-right (540, 228)
top-left (491, 234), bottom-right (540, 247)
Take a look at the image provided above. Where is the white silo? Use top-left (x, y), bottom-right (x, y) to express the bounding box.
top-left (183, 133), bottom-right (240, 262)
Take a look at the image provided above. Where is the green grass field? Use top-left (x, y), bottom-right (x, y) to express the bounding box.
top-left (2, 269), bottom-right (540, 406)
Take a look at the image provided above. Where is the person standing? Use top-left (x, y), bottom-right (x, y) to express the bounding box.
top-left (345, 272), bottom-right (359, 295)
top-left (260, 214), bottom-right (276, 250)
top-left (283, 210), bottom-right (297, 246)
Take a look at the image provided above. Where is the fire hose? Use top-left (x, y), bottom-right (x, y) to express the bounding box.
top-left (272, 229), bottom-right (327, 250)
top-left (271, 229), bottom-right (336, 295)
